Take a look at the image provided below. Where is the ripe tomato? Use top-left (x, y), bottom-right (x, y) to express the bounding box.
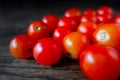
top-left (80, 15), bottom-right (97, 23)
top-left (58, 17), bottom-right (78, 31)
top-left (97, 6), bottom-right (113, 16)
top-left (63, 32), bottom-right (90, 60)
top-left (77, 21), bottom-right (98, 38)
top-left (64, 8), bottom-right (81, 24)
top-left (80, 44), bottom-right (120, 80)
top-left (97, 14), bottom-right (112, 23)
top-left (42, 14), bottom-right (59, 33)
top-left (112, 13), bottom-right (120, 25)
top-left (53, 27), bottom-right (71, 47)
top-left (33, 38), bottom-right (62, 66)
top-left (83, 8), bottom-right (96, 16)
top-left (27, 20), bottom-right (49, 40)
top-left (9, 34), bottom-right (35, 59)
top-left (92, 23), bottom-right (120, 52)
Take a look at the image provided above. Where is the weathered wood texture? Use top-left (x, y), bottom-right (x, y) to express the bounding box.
top-left (0, 37), bottom-right (88, 80)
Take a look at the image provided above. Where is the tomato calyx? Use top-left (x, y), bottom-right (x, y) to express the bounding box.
top-left (36, 26), bottom-right (41, 31)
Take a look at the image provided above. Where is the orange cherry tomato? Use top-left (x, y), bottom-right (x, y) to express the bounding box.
top-left (92, 23), bottom-right (120, 52)
top-left (63, 32), bottom-right (90, 60)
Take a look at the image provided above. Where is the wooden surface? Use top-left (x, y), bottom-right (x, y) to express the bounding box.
top-left (0, 0), bottom-right (120, 80)
top-left (0, 36), bottom-right (88, 80)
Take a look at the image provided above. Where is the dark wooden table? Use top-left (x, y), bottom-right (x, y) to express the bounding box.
top-left (0, 0), bottom-right (120, 80)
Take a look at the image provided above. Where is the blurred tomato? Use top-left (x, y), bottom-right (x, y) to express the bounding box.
top-left (9, 34), bottom-right (35, 59)
top-left (80, 44), bottom-right (120, 80)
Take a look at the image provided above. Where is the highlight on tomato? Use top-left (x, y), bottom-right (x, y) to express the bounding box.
top-left (63, 32), bottom-right (90, 60)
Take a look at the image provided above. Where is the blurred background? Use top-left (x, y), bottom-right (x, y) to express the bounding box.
top-left (0, 0), bottom-right (120, 37)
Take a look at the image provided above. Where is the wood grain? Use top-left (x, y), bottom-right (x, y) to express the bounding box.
top-left (0, 37), bottom-right (88, 80)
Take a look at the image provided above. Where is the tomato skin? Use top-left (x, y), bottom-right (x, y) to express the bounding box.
top-left (58, 17), bottom-right (78, 31)
top-left (27, 20), bottom-right (49, 40)
top-left (83, 8), bottom-right (96, 16)
top-left (53, 27), bottom-right (72, 47)
top-left (80, 44), bottom-right (120, 80)
top-left (80, 15), bottom-right (97, 23)
top-left (77, 21), bottom-right (97, 38)
top-left (64, 8), bottom-right (81, 24)
top-left (92, 23), bottom-right (120, 52)
top-left (42, 14), bottom-right (59, 33)
top-left (97, 6), bottom-right (113, 16)
top-left (112, 13), bottom-right (120, 25)
top-left (33, 38), bottom-right (62, 66)
top-left (63, 32), bottom-right (90, 60)
top-left (97, 14), bottom-right (112, 23)
top-left (9, 34), bottom-right (35, 59)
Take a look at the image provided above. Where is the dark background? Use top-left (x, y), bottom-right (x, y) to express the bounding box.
top-left (0, 0), bottom-right (120, 37)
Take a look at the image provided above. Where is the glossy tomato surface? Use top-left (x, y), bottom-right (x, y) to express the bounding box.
top-left (28, 20), bottom-right (49, 40)
top-left (42, 14), bottom-right (59, 33)
top-left (77, 21), bottom-right (97, 38)
top-left (63, 32), bottom-right (90, 60)
top-left (58, 17), bottom-right (78, 31)
top-left (92, 23), bottom-right (120, 52)
top-left (83, 8), bottom-right (96, 16)
top-left (9, 34), bottom-right (35, 59)
top-left (53, 27), bottom-right (71, 47)
top-left (97, 6), bottom-right (113, 16)
top-left (33, 38), bottom-right (62, 66)
top-left (64, 8), bottom-right (81, 24)
top-left (80, 44), bottom-right (120, 80)
top-left (112, 13), bottom-right (120, 25)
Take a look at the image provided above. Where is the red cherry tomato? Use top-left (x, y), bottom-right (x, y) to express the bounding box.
top-left (97, 6), bottom-right (113, 16)
top-left (77, 21), bottom-right (98, 38)
top-left (80, 44), bottom-right (120, 80)
top-left (53, 27), bottom-right (72, 47)
top-left (58, 17), bottom-right (78, 31)
top-left (64, 8), bottom-right (81, 24)
top-left (9, 34), bottom-right (35, 59)
top-left (33, 38), bottom-right (62, 66)
top-left (97, 14), bottom-right (112, 23)
top-left (83, 8), bottom-right (96, 16)
top-left (27, 20), bottom-right (49, 40)
top-left (63, 32), bottom-right (90, 60)
top-left (112, 13), bottom-right (120, 25)
top-left (80, 15), bottom-right (97, 23)
top-left (42, 14), bottom-right (59, 33)
top-left (92, 23), bottom-right (120, 52)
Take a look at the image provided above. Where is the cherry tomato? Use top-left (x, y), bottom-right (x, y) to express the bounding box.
top-left (63, 32), bottom-right (90, 60)
top-left (58, 17), bottom-right (78, 31)
top-left (27, 20), bottom-right (49, 40)
top-left (33, 38), bottom-right (62, 66)
top-left (92, 23), bottom-right (120, 52)
top-left (42, 14), bottom-right (59, 33)
top-left (83, 8), bottom-right (96, 16)
top-left (112, 13), bottom-right (120, 25)
top-left (9, 34), bottom-right (35, 59)
top-left (80, 15), bottom-right (97, 23)
top-left (97, 14), bottom-right (112, 23)
top-left (97, 6), bottom-right (113, 16)
top-left (64, 8), bottom-right (81, 24)
top-left (80, 44), bottom-right (120, 80)
top-left (53, 27), bottom-right (71, 47)
top-left (77, 21), bottom-right (98, 38)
